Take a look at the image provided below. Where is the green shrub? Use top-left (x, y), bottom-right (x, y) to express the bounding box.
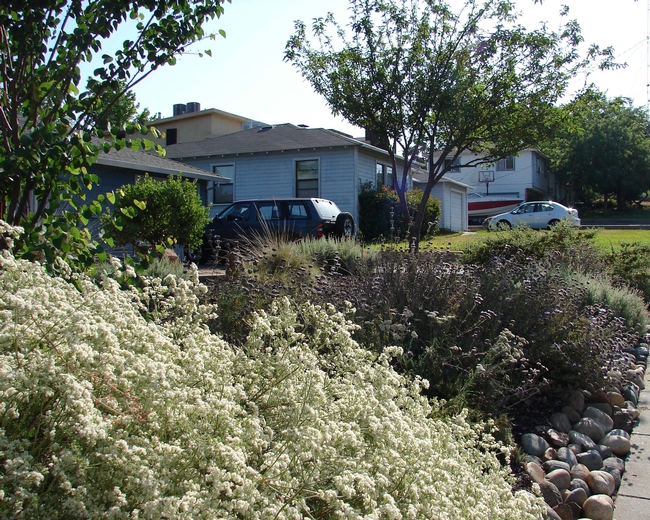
top-left (101, 174), bottom-right (210, 253)
top-left (462, 220), bottom-right (603, 274)
top-left (358, 182), bottom-right (440, 242)
top-left (574, 271), bottom-right (649, 333)
top-left (606, 242), bottom-right (650, 305)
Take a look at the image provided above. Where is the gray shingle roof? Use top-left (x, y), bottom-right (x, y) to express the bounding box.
top-left (164, 123), bottom-right (388, 159)
top-left (96, 142), bottom-right (225, 180)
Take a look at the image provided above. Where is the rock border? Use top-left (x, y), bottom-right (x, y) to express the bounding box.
top-left (519, 343), bottom-right (648, 520)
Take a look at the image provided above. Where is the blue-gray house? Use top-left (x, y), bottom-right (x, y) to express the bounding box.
top-left (163, 123), bottom-right (405, 222)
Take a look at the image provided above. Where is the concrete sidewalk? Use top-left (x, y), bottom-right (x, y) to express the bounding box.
top-left (613, 369), bottom-right (650, 519)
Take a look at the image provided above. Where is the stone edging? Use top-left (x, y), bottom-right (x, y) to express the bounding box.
top-left (518, 343), bottom-right (648, 520)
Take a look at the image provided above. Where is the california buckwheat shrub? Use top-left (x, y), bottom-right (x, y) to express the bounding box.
top-left (0, 238), bottom-right (545, 518)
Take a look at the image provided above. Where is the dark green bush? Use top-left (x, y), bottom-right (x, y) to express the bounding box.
top-left (606, 242), bottom-right (650, 305)
top-left (102, 175), bottom-right (210, 253)
top-left (462, 220), bottom-right (603, 275)
top-left (358, 182), bottom-right (440, 242)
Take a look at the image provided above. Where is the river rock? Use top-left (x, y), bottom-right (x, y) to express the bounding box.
top-left (546, 469), bottom-right (572, 491)
top-left (569, 430), bottom-right (596, 450)
top-left (522, 433), bottom-right (550, 457)
top-left (540, 479), bottom-right (563, 508)
top-left (602, 456), bottom-right (625, 474)
top-left (565, 487), bottom-right (588, 507)
top-left (558, 447), bottom-right (577, 468)
top-left (613, 408), bottom-right (637, 432)
top-left (566, 390), bottom-right (585, 414)
top-left (592, 445), bottom-right (612, 460)
top-left (552, 503), bottom-right (575, 520)
top-left (544, 460), bottom-right (571, 473)
top-left (570, 463), bottom-right (590, 482)
top-left (606, 391), bottom-right (626, 408)
top-left (562, 406), bottom-right (582, 424)
top-left (550, 412), bottom-right (573, 433)
top-left (587, 471), bottom-right (616, 496)
top-left (526, 461), bottom-right (546, 484)
top-left (548, 429), bottom-right (570, 448)
top-left (622, 384), bottom-right (639, 405)
top-left (588, 402), bottom-right (613, 418)
top-left (543, 447), bottom-right (559, 461)
top-left (600, 432), bottom-right (631, 457)
top-left (582, 494), bottom-right (614, 520)
top-left (626, 369), bottom-right (645, 390)
top-left (573, 418), bottom-right (605, 442)
top-left (583, 407), bottom-right (614, 433)
top-left (576, 449), bottom-right (603, 471)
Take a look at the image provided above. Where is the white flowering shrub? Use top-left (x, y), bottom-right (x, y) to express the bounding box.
top-left (0, 236), bottom-right (545, 518)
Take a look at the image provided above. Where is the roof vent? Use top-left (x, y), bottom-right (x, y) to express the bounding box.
top-left (258, 125), bottom-right (274, 132)
top-left (298, 124), bottom-right (309, 128)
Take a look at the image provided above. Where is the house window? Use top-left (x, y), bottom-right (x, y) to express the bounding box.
top-left (444, 157), bottom-right (461, 172)
top-left (166, 128), bottom-right (177, 146)
top-left (376, 163), bottom-right (394, 189)
top-left (296, 159), bottom-right (319, 197)
top-left (209, 164), bottom-right (235, 204)
top-left (496, 156), bottom-right (514, 171)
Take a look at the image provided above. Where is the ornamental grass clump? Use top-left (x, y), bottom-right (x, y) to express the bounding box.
top-left (0, 223), bottom-right (545, 518)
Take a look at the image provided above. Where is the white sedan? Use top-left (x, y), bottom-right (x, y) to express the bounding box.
top-left (485, 201), bottom-right (580, 230)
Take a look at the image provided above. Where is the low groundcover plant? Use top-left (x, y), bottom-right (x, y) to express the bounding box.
top-left (0, 222), bottom-right (545, 518)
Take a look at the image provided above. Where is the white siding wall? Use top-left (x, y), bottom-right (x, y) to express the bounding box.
top-left (440, 151), bottom-right (542, 200)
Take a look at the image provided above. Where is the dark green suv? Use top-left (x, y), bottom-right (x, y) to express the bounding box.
top-left (194, 198), bottom-right (354, 264)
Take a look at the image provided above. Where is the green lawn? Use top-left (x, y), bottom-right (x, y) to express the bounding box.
top-left (420, 228), bottom-right (650, 253)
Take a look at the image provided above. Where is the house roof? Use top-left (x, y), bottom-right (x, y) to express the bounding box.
top-left (164, 123), bottom-right (391, 159)
top-left (95, 143), bottom-right (226, 181)
top-left (151, 107), bottom-right (253, 126)
top-left (411, 167), bottom-right (474, 191)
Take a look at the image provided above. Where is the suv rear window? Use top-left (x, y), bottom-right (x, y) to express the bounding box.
top-left (312, 199), bottom-right (340, 220)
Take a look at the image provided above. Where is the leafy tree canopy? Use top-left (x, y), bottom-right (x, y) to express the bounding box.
top-left (84, 78), bottom-right (151, 131)
top-left (543, 89), bottom-right (650, 211)
top-left (0, 0), bottom-right (229, 266)
top-left (285, 0), bottom-right (618, 246)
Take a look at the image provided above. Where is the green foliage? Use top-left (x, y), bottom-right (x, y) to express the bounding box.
top-left (606, 242), bottom-right (650, 304)
top-left (286, 0), bottom-right (614, 243)
top-left (102, 175), bottom-right (210, 252)
top-left (358, 182), bottom-right (440, 242)
top-left (84, 78), bottom-right (150, 130)
top-left (0, 0), bottom-right (229, 268)
top-left (462, 220), bottom-right (603, 274)
top-left (543, 89), bottom-right (650, 210)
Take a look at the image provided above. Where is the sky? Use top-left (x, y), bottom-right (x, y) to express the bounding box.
top-left (118, 0), bottom-right (650, 138)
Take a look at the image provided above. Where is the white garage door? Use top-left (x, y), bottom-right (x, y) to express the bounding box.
top-left (450, 191), bottom-right (463, 231)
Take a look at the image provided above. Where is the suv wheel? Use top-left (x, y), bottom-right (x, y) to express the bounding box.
top-left (334, 213), bottom-right (355, 238)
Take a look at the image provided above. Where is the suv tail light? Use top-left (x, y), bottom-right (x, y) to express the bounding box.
top-left (316, 222), bottom-right (324, 238)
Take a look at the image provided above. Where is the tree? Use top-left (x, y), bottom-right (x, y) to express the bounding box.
top-left (84, 78), bottom-right (151, 131)
top-left (101, 175), bottom-right (210, 254)
top-left (544, 90), bottom-right (650, 212)
top-left (0, 0), bottom-right (229, 265)
top-left (285, 0), bottom-right (616, 247)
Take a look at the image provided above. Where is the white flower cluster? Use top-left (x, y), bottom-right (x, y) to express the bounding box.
top-left (0, 244), bottom-right (545, 518)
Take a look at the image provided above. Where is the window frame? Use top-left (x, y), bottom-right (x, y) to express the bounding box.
top-left (295, 158), bottom-right (320, 198)
top-left (209, 164), bottom-right (235, 205)
top-left (496, 156), bottom-right (515, 171)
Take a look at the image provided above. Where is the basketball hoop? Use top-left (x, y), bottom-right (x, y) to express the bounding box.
top-left (478, 171), bottom-right (494, 194)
